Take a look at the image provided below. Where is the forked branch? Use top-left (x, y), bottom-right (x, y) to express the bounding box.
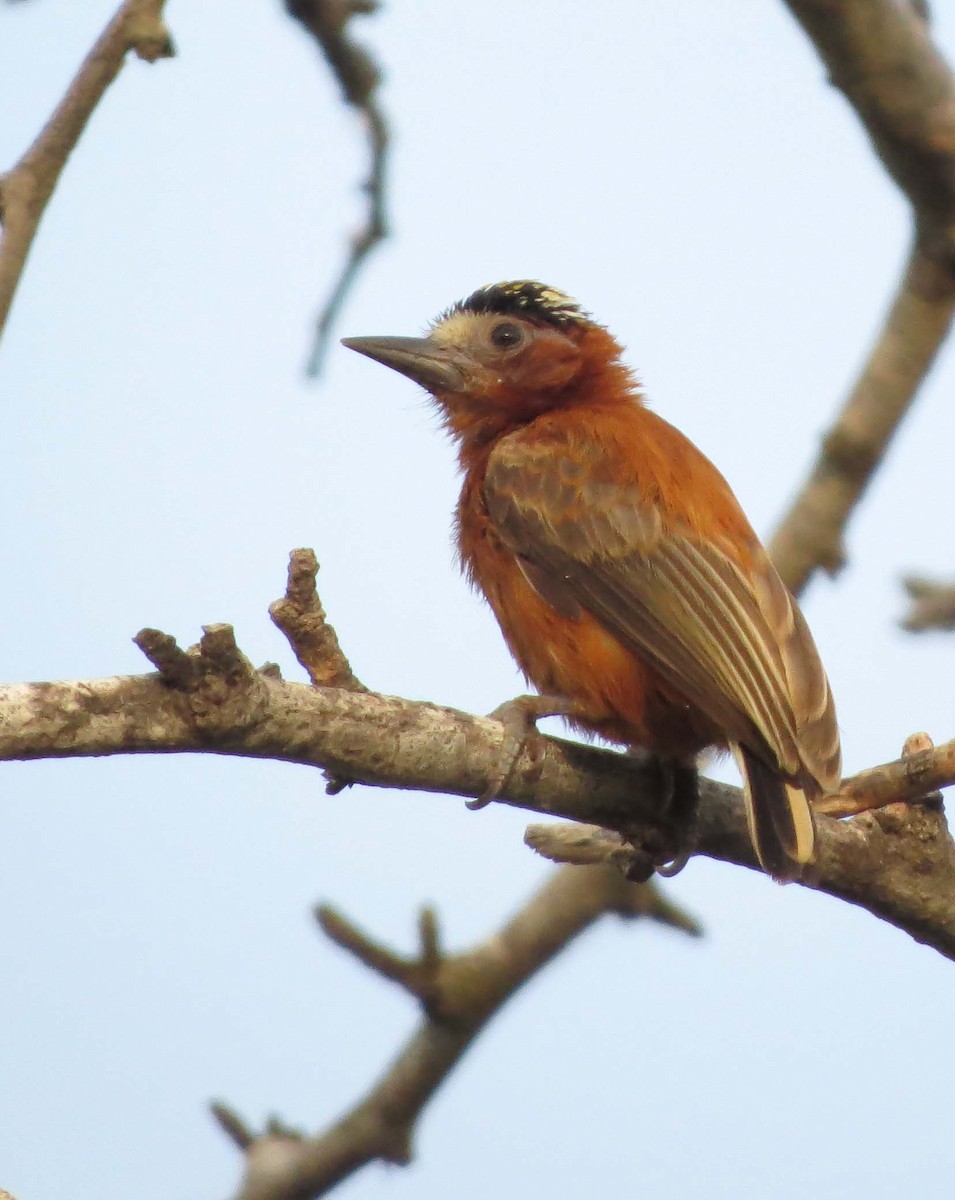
top-left (213, 866), bottom-right (696, 1200)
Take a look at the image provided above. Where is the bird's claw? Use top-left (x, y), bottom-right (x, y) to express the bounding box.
top-left (469, 693), bottom-right (576, 810)
top-left (654, 849), bottom-right (692, 878)
top-left (637, 756), bottom-right (700, 876)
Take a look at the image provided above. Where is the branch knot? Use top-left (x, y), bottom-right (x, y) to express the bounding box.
top-left (134, 624), bottom-right (270, 739)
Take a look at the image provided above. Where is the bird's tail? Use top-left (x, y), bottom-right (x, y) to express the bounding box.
top-left (732, 745), bottom-right (816, 883)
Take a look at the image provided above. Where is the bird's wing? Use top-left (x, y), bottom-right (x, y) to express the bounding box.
top-left (484, 432), bottom-right (839, 789)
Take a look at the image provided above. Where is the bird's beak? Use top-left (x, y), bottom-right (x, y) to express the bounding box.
top-left (341, 335), bottom-right (468, 394)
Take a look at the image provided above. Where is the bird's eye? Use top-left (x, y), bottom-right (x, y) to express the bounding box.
top-left (489, 322), bottom-right (524, 349)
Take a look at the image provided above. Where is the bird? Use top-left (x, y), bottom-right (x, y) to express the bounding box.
top-left (342, 280), bottom-right (841, 880)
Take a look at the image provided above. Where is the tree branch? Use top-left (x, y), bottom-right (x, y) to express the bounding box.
top-left (770, 1), bottom-right (955, 593)
top-left (530, 730), bottom-right (955, 956)
top-left (285, 0), bottom-right (389, 377)
top-left (2, 619), bottom-right (953, 956)
top-left (219, 865), bottom-right (697, 1200)
top-left (0, 0), bottom-right (174, 344)
top-left (784, 0), bottom-right (955, 238)
top-left (900, 574), bottom-right (955, 631)
top-left (768, 248), bottom-right (955, 592)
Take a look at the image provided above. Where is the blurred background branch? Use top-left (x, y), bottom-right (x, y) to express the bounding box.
top-left (901, 575), bottom-right (955, 631)
top-left (285, 0), bottom-right (389, 376)
top-left (771, 0), bottom-right (955, 594)
top-left (0, 0), bottom-right (173, 344)
top-left (219, 868), bottom-right (699, 1200)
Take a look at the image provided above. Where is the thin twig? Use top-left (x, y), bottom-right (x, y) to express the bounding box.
top-left (816, 730), bottom-right (950, 816)
top-left (210, 1102), bottom-right (256, 1151)
top-left (315, 903), bottom-right (432, 998)
top-left (900, 575), bottom-right (955, 632)
top-left (0, 0), bottom-right (173, 344)
top-left (285, 1), bottom-right (389, 376)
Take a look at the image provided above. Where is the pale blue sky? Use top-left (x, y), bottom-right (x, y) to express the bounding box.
top-left (2, 3), bottom-right (954, 1198)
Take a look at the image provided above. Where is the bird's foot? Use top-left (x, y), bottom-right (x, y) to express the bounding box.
top-left (631, 756), bottom-right (700, 878)
top-left (469, 693), bottom-right (579, 810)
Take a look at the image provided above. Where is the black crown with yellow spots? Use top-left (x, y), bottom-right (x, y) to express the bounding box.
top-left (454, 281), bottom-right (590, 329)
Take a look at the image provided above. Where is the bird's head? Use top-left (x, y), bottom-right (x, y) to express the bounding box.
top-left (343, 281), bottom-right (634, 445)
